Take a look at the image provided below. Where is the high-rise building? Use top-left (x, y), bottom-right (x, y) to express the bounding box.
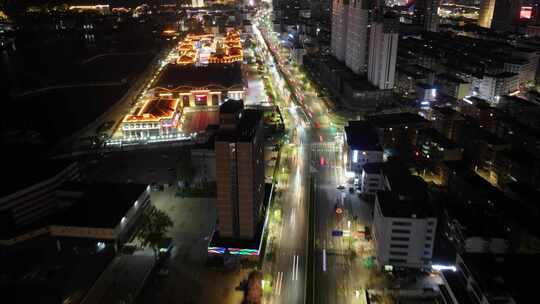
top-left (345, 0), bottom-right (369, 74)
top-left (414, 0), bottom-right (440, 32)
top-left (367, 15), bottom-right (399, 89)
top-left (331, 0), bottom-right (349, 61)
top-left (478, 0), bottom-right (496, 28)
top-left (491, 0), bottom-right (521, 31)
top-left (215, 100), bottom-right (265, 239)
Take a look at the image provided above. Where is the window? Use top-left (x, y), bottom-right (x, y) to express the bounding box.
top-left (391, 237), bottom-right (410, 241)
top-left (393, 221), bottom-right (412, 226)
top-left (389, 258), bottom-right (406, 264)
top-left (390, 244), bottom-right (409, 249)
top-left (390, 251), bottom-right (408, 256)
top-left (424, 251), bottom-right (431, 256)
top-left (424, 243), bottom-right (431, 248)
top-left (392, 229), bottom-right (410, 234)
top-left (427, 229), bottom-right (433, 233)
top-left (426, 236), bottom-right (432, 241)
top-left (427, 221), bottom-right (435, 226)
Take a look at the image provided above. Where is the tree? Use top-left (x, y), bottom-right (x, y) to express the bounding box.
top-left (136, 205), bottom-right (173, 260)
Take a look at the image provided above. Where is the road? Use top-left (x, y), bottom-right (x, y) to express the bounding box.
top-left (254, 7), bottom-right (378, 304)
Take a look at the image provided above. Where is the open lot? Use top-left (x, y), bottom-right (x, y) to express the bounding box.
top-left (181, 109), bottom-right (220, 134)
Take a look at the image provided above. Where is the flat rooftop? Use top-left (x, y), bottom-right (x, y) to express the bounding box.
top-left (461, 253), bottom-right (540, 303)
top-left (377, 190), bottom-right (434, 218)
top-left (52, 183), bottom-right (147, 229)
top-left (344, 121), bottom-right (382, 151)
top-left (155, 62), bottom-right (243, 90)
top-left (367, 112), bottom-right (430, 127)
top-left (1, 158), bottom-right (76, 198)
top-left (419, 128), bottom-right (458, 149)
top-left (217, 108), bottom-right (263, 142)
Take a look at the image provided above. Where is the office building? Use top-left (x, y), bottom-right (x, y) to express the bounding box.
top-left (373, 190), bottom-right (437, 269)
top-left (478, 0), bottom-right (496, 28)
top-left (345, 0), bottom-right (369, 74)
top-left (215, 100), bottom-right (265, 239)
top-left (367, 15), bottom-right (399, 89)
top-left (331, 0), bottom-right (349, 61)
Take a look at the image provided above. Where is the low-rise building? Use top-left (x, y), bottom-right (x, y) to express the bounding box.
top-left (435, 73), bottom-right (471, 100)
top-left (0, 160), bottom-right (80, 230)
top-left (343, 121), bottom-right (383, 175)
top-left (122, 98), bottom-right (182, 139)
top-left (373, 187), bottom-right (437, 270)
top-left (476, 72), bottom-right (519, 104)
top-left (440, 253), bottom-right (538, 304)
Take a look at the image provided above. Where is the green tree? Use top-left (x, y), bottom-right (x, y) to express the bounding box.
top-left (137, 205), bottom-right (173, 260)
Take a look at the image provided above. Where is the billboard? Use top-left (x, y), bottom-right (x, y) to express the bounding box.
top-left (520, 6), bottom-right (533, 20)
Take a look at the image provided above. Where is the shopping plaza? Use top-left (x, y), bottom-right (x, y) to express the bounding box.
top-left (120, 29), bottom-right (246, 140)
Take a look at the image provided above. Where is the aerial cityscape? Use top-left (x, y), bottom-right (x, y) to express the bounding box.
top-left (1, 0), bottom-right (539, 303)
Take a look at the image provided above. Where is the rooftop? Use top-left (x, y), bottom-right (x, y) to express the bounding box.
top-left (51, 183), bottom-right (147, 229)
top-left (344, 121), bottom-right (382, 151)
top-left (217, 108), bottom-right (263, 142)
top-left (123, 98), bottom-right (178, 122)
top-left (436, 73), bottom-right (469, 84)
top-left (367, 112), bottom-right (430, 127)
top-left (461, 253), bottom-right (540, 303)
top-left (155, 62), bottom-right (243, 90)
top-left (219, 99), bottom-right (243, 114)
top-left (376, 190), bottom-right (434, 218)
top-left (1, 158), bottom-right (76, 198)
top-left (418, 128), bottom-right (458, 149)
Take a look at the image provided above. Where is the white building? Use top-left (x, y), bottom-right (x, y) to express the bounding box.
top-left (343, 122), bottom-right (383, 174)
top-left (331, 0), bottom-right (349, 61)
top-left (367, 17), bottom-right (399, 90)
top-left (373, 191), bottom-right (437, 269)
top-left (345, 0), bottom-right (368, 74)
top-left (477, 72), bottom-right (519, 104)
top-left (360, 162), bottom-right (385, 195)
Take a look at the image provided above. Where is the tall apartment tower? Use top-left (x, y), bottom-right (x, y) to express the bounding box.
top-left (491, 0), bottom-right (522, 31)
top-left (367, 15), bottom-right (399, 90)
top-left (345, 0), bottom-right (369, 74)
top-left (215, 100), bottom-right (265, 239)
top-left (414, 0), bottom-right (439, 32)
top-left (331, 0), bottom-right (349, 61)
top-left (478, 0), bottom-right (497, 28)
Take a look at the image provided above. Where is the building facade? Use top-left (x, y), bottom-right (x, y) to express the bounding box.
top-left (345, 0), bottom-right (369, 74)
top-left (215, 102), bottom-right (265, 239)
top-left (367, 16), bottom-right (399, 89)
top-left (478, 0), bottom-right (496, 28)
top-left (331, 0), bottom-right (349, 61)
top-left (373, 191), bottom-right (437, 269)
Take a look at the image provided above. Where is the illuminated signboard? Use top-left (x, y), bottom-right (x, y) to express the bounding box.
top-left (520, 6), bottom-right (533, 19)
